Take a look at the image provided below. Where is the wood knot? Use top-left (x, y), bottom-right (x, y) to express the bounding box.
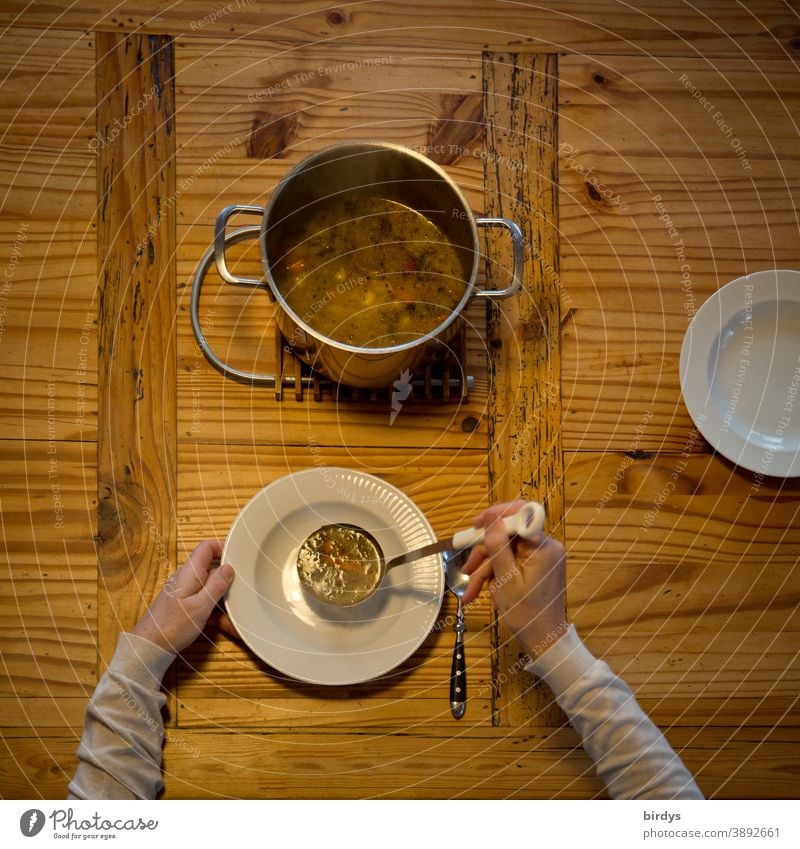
top-left (585, 181), bottom-right (602, 202)
top-left (246, 111), bottom-right (297, 159)
top-left (592, 72), bottom-right (606, 85)
top-left (326, 9), bottom-right (347, 26)
top-left (461, 416), bottom-right (480, 433)
top-left (425, 93), bottom-right (483, 165)
top-left (790, 36), bottom-right (800, 50)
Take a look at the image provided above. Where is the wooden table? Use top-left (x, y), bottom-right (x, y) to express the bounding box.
top-left (1, 2), bottom-right (799, 799)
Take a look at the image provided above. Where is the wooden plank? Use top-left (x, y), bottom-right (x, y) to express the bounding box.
top-left (159, 728), bottom-right (800, 799)
top-left (483, 53), bottom-right (564, 727)
top-left (0, 29), bottom-right (97, 440)
top-left (0, 441), bottom-right (96, 697)
top-left (0, 698), bottom-right (86, 728)
top-left (172, 35), bottom-right (485, 225)
top-left (0, 27), bottom-right (95, 152)
top-left (564, 451), bottom-right (800, 727)
top-left (0, 29), bottom-right (95, 223)
top-left (0, 728), bottom-right (798, 799)
top-left (0, 221), bottom-right (97, 442)
top-left (176, 445), bottom-right (488, 546)
top-left (178, 696), bottom-right (493, 729)
top-left (174, 36), bottom-right (486, 228)
top-left (560, 245), bottom-right (800, 452)
top-left (0, 2), bottom-right (798, 57)
top-left (176, 226), bottom-right (489, 448)
top-left (172, 34), bottom-right (484, 191)
top-left (95, 33), bottom-right (177, 667)
top-left (2, 726), bottom-right (798, 798)
top-left (558, 56), bottom-right (800, 249)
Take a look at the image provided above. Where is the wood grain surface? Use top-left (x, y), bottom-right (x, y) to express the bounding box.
top-left (0, 29), bottom-right (96, 442)
top-left (0, 440), bottom-right (96, 700)
top-left (558, 54), bottom-right (800, 453)
top-left (1, 2), bottom-right (798, 57)
top-left (483, 52), bottom-right (565, 727)
top-left (2, 4), bottom-right (800, 800)
top-left (4, 727), bottom-right (800, 799)
top-left (95, 33), bottom-right (178, 666)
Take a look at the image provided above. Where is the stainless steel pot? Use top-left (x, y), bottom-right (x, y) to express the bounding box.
top-left (190, 141), bottom-right (524, 388)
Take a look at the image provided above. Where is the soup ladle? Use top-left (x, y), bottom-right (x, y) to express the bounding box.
top-left (296, 501), bottom-right (545, 608)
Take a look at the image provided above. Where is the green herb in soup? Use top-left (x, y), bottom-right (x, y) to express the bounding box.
top-left (275, 196), bottom-right (467, 348)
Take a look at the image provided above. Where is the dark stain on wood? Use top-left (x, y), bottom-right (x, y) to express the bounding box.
top-left (246, 111), bottom-right (298, 159)
top-left (586, 181), bottom-right (603, 202)
top-left (132, 281), bottom-right (142, 322)
top-left (134, 367), bottom-right (144, 402)
top-left (426, 93), bottom-right (483, 164)
top-left (96, 496), bottom-right (120, 545)
top-left (326, 9), bottom-right (348, 26)
top-left (147, 34), bottom-right (174, 136)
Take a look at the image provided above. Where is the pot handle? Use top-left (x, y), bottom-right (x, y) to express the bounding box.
top-left (473, 217), bottom-right (525, 299)
top-left (214, 204), bottom-right (266, 286)
top-left (191, 224), bottom-right (279, 387)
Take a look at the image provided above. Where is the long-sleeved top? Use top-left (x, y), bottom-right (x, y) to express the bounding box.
top-left (525, 626), bottom-right (702, 799)
top-left (67, 625), bottom-right (702, 799)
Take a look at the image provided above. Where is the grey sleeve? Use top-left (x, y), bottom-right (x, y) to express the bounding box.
top-left (67, 632), bottom-right (176, 800)
top-left (526, 625), bottom-right (703, 800)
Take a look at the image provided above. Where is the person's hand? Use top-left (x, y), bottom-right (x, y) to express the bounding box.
top-left (461, 501), bottom-right (568, 659)
top-left (131, 540), bottom-right (235, 653)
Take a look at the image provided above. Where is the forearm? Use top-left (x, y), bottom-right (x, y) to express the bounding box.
top-left (68, 633), bottom-right (175, 800)
top-left (527, 626), bottom-right (703, 800)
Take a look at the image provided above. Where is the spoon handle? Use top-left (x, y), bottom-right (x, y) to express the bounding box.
top-left (450, 599), bottom-right (467, 719)
top-left (451, 501), bottom-right (545, 550)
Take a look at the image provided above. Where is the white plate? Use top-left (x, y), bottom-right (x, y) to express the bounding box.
top-left (222, 468), bottom-right (444, 685)
top-left (680, 269), bottom-right (800, 477)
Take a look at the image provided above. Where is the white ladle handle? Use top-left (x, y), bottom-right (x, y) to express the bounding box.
top-left (451, 501), bottom-right (546, 550)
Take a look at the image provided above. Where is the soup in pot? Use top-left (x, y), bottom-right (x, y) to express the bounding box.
top-left (274, 196), bottom-right (468, 348)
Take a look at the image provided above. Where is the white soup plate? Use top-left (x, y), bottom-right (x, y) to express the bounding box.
top-left (680, 268), bottom-right (800, 476)
top-left (222, 468), bottom-right (444, 686)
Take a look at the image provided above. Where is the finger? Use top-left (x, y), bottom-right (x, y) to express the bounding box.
top-left (462, 543), bottom-right (488, 575)
top-left (189, 562), bottom-right (235, 621)
top-left (461, 558), bottom-right (494, 605)
top-left (178, 540), bottom-right (225, 596)
top-left (515, 530), bottom-right (548, 555)
top-left (204, 563), bottom-right (235, 604)
top-left (214, 610), bottom-right (241, 641)
top-left (473, 500), bottom-right (528, 528)
top-left (482, 513), bottom-right (518, 584)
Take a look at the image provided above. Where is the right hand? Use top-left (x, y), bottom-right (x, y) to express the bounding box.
top-left (461, 501), bottom-right (568, 659)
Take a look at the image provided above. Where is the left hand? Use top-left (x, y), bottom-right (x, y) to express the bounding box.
top-left (131, 540), bottom-right (235, 653)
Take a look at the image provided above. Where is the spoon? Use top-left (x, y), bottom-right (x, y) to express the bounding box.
top-left (296, 501), bottom-right (545, 608)
top-left (443, 550), bottom-right (471, 719)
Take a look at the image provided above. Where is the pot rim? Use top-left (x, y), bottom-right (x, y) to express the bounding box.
top-left (259, 140), bottom-right (480, 356)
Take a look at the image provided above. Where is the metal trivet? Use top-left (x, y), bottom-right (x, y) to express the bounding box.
top-left (272, 319), bottom-right (474, 403)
